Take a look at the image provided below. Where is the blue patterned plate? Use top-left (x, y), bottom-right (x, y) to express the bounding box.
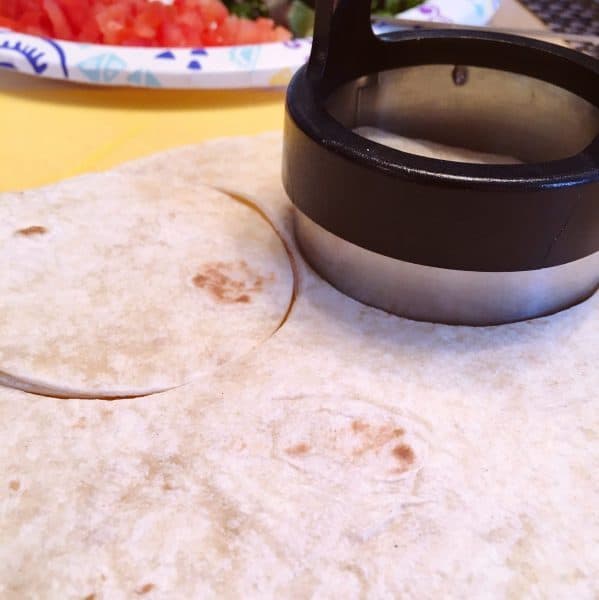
top-left (0, 1), bottom-right (499, 88)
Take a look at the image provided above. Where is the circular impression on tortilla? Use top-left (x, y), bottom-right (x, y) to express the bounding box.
top-left (0, 173), bottom-right (294, 398)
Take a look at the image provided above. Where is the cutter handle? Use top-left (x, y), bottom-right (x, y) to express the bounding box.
top-left (308, 0), bottom-right (379, 86)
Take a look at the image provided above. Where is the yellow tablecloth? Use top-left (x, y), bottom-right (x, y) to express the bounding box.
top-left (0, 0), bottom-right (541, 193)
top-left (0, 71), bottom-right (285, 192)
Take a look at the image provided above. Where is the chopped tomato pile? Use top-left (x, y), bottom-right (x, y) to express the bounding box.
top-left (0, 0), bottom-right (291, 46)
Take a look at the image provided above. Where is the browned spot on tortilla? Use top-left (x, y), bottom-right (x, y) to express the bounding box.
top-left (168, 454), bottom-right (185, 467)
top-left (352, 421), bottom-right (369, 433)
top-left (286, 443), bottom-right (310, 456)
top-left (352, 424), bottom-right (406, 457)
top-left (8, 479), bottom-right (20, 491)
top-left (393, 443), bottom-right (415, 464)
top-left (15, 225), bottom-right (47, 236)
top-left (135, 583), bottom-right (155, 595)
top-left (192, 260), bottom-right (273, 304)
top-left (73, 417), bottom-right (87, 429)
top-left (83, 594), bottom-right (96, 600)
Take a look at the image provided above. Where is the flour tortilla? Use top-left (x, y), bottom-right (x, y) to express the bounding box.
top-left (355, 126), bottom-right (523, 164)
top-left (0, 133), bottom-right (597, 599)
top-left (0, 174), bottom-right (293, 398)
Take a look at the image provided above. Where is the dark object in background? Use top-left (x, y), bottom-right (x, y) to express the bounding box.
top-left (521, 0), bottom-right (599, 57)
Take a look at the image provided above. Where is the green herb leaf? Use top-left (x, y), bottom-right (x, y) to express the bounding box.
top-left (222, 0), bottom-right (269, 20)
top-left (288, 0), bottom-right (315, 38)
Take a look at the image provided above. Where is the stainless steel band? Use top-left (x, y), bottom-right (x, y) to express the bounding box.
top-left (295, 210), bottom-right (599, 326)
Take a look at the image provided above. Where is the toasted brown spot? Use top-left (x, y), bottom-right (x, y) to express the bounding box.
top-left (9, 479), bottom-right (20, 491)
top-left (83, 594), bottom-right (96, 600)
top-left (393, 428), bottom-right (405, 437)
top-left (352, 424), bottom-right (405, 457)
top-left (192, 260), bottom-right (273, 304)
top-left (352, 421), bottom-right (369, 433)
top-left (392, 444), bottom-right (415, 464)
top-left (15, 225), bottom-right (47, 236)
top-left (286, 443), bottom-right (310, 456)
top-left (73, 417), bottom-right (87, 429)
top-left (136, 583), bottom-right (155, 595)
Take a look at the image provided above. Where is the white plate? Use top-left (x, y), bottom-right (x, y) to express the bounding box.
top-left (0, 0), bottom-right (500, 88)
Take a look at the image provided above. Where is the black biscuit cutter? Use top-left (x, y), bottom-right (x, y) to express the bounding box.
top-left (283, 0), bottom-right (599, 325)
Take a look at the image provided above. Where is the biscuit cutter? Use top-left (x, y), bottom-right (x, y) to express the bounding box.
top-left (282, 0), bottom-right (599, 325)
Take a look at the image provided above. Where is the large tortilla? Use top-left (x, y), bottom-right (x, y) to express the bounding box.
top-left (0, 133), bottom-right (597, 599)
top-left (0, 175), bottom-right (293, 398)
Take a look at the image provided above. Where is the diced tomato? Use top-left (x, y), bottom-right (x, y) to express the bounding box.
top-left (0, 0), bottom-right (20, 20)
top-left (18, 10), bottom-right (46, 30)
top-left (59, 0), bottom-right (92, 31)
top-left (0, 14), bottom-right (16, 28)
top-left (0, 0), bottom-right (292, 46)
top-left (76, 13), bottom-right (100, 42)
top-left (159, 21), bottom-right (185, 46)
top-left (188, 0), bottom-right (226, 26)
top-left (94, 2), bottom-right (131, 44)
top-left (42, 0), bottom-right (74, 39)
